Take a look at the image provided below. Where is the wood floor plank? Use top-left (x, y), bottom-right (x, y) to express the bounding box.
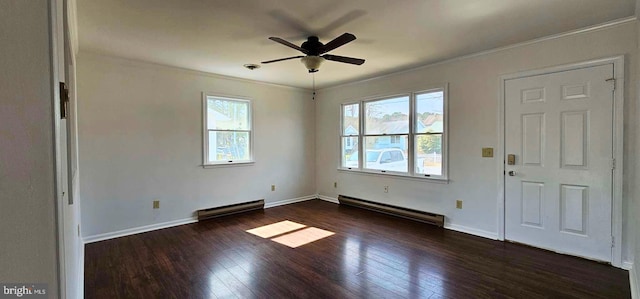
top-left (85, 200), bottom-right (630, 298)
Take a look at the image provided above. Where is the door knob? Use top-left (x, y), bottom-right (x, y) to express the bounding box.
top-left (508, 171), bottom-right (516, 176)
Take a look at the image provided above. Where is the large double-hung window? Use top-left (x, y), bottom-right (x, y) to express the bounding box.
top-left (203, 94), bottom-right (253, 166)
top-left (340, 86), bottom-right (447, 180)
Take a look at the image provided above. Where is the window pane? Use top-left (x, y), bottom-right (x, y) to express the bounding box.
top-left (207, 98), bottom-right (250, 130)
top-left (364, 136), bottom-right (408, 172)
top-left (415, 134), bottom-right (442, 176)
top-left (416, 91), bottom-right (444, 133)
top-left (342, 137), bottom-right (359, 168)
top-left (365, 96), bottom-right (409, 135)
top-left (208, 131), bottom-right (250, 162)
top-left (342, 103), bottom-right (359, 135)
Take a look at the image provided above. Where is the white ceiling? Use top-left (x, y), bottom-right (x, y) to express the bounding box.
top-left (78, 0), bottom-right (635, 89)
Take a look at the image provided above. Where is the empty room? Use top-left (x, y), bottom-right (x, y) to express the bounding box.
top-left (2, 0), bottom-right (640, 298)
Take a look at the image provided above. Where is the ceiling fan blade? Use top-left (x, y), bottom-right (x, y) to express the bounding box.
top-left (320, 33), bottom-right (356, 54)
top-left (268, 37), bottom-right (309, 54)
top-left (322, 54), bottom-right (365, 65)
top-left (261, 56), bottom-right (305, 64)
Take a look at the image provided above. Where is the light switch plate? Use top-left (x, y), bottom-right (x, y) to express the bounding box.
top-left (482, 147), bottom-right (494, 157)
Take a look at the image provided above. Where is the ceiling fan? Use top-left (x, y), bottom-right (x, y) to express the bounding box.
top-left (262, 33), bottom-right (365, 73)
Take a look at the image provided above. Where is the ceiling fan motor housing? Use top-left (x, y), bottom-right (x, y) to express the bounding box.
top-left (301, 36), bottom-right (324, 55)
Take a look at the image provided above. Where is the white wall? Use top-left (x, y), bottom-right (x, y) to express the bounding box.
top-left (78, 53), bottom-right (315, 237)
top-left (316, 21), bottom-right (637, 261)
top-left (0, 0), bottom-right (59, 296)
top-left (632, 2), bottom-right (640, 298)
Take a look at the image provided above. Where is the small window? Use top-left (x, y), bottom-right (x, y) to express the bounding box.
top-left (203, 94), bottom-right (252, 166)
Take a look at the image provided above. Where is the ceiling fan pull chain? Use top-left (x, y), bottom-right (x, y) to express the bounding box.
top-left (312, 74), bottom-right (316, 100)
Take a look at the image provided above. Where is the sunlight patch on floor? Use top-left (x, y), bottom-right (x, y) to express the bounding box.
top-left (271, 227), bottom-right (335, 248)
top-left (245, 220), bottom-right (306, 238)
top-left (246, 220), bottom-right (334, 248)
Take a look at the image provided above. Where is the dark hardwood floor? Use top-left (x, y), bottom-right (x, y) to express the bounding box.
top-left (85, 200), bottom-right (630, 298)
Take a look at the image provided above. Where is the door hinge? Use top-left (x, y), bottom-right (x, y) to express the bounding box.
top-left (605, 78), bottom-right (616, 91)
top-left (611, 236), bottom-right (615, 248)
top-left (611, 158), bottom-right (616, 170)
top-left (59, 82), bottom-right (69, 119)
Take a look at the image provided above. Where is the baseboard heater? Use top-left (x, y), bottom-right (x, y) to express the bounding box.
top-left (197, 199), bottom-right (264, 221)
top-left (338, 195), bottom-right (444, 227)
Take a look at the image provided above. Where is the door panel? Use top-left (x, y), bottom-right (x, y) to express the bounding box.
top-left (522, 113), bottom-right (544, 166)
top-left (561, 111), bottom-right (589, 168)
top-left (505, 64), bottom-right (613, 262)
top-left (521, 181), bottom-right (544, 227)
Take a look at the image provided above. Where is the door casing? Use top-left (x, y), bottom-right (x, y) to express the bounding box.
top-left (497, 56), bottom-right (625, 268)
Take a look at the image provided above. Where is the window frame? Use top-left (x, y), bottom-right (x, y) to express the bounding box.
top-left (202, 93), bottom-right (254, 167)
top-left (338, 85), bottom-right (448, 181)
top-left (340, 102), bottom-right (361, 170)
top-left (362, 94), bottom-right (411, 175)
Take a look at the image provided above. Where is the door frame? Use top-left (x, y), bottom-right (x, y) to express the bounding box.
top-left (496, 56), bottom-right (625, 268)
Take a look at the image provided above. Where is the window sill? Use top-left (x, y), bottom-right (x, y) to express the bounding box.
top-left (202, 161), bottom-right (255, 169)
top-left (337, 168), bottom-right (449, 184)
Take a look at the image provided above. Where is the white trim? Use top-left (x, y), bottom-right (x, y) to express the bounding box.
top-left (264, 195), bottom-right (318, 208)
top-left (496, 73), bottom-right (506, 241)
top-left (320, 17), bottom-right (635, 91)
top-left (83, 217), bottom-right (198, 243)
top-left (77, 242), bottom-right (84, 298)
top-left (497, 56), bottom-right (625, 268)
top-left (337, 168), bottom-right (449, 184)
top-left (318, 195), bottom-right (339, 204)
top-left (202, 161), bottom-right (255, 168)
top-left (50, 0), bottom-right (66, 297)
top-left (611, 57), bottom-right (625, 268)
top-left (631, 264), bottom-right (638, 299)
top-left (202, 93), bottom-right (254, 167)
top-left (444, 223), bottom-right (499, 240)
top-left (623, 260), bottom-right (634, 270)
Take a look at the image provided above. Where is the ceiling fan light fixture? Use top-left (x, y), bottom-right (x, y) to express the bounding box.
top-left (301, 56), bottom-right (325, 73)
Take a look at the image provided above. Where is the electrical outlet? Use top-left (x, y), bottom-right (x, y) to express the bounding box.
top-left (334, 182), bottom-right (337, 188)
top-left (153, 200), bottom-right (160, 209)
top-left (456, 200), bottom-right (463, 209)
top-left (271, 185), bottom-right (276, 191)
top-left (384, 186), bottom-right (389, 193)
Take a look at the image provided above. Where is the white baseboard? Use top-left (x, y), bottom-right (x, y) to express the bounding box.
top-left (631, 263), bottom-right (638, 299)
top-left (78, 243), bottom-right (84, 298)
top-left (317, 195), bottom-right (339, 204)
top-left (623, 260), bottom-right (634, 270)
top-left (84, 195), bottom-right (319, 243)
top-left (444, 223), bottom-right (499, 240)
top-left (83, 217), bottom-right (198, 243)
top-left (264, 195), bottom-right (317, 208)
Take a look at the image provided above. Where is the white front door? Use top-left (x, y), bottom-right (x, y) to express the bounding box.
top-left (504, 64), bottom-right (614, 262)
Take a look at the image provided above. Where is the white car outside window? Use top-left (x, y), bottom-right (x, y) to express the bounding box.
top-left (346, 148), bottom-right (408, 172)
